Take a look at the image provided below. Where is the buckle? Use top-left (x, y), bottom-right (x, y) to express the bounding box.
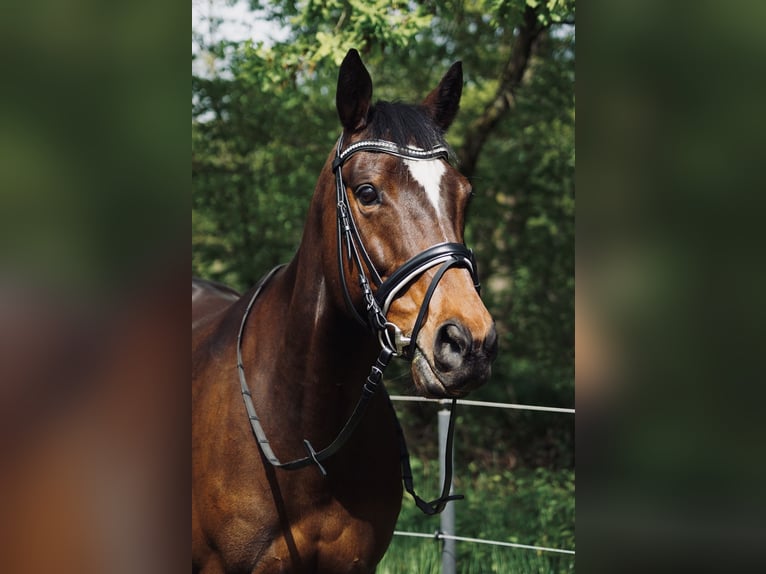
top-left (383, 322), bottom-right (412, 357)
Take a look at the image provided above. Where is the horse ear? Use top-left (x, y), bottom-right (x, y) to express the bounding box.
top-left (336, 49), bottom-right (373, 132)
top-left (422, 61), bottom-right (463, 131)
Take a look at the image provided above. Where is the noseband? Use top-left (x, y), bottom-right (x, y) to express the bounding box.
top-left (236, 135), bottom-right (483, 515)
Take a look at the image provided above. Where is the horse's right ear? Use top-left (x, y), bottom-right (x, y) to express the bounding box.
top-left (336, 49), bottom-right (373, 133)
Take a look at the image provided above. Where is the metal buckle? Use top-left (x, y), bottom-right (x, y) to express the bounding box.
top-left (383, 322), bottom-right (412, 357)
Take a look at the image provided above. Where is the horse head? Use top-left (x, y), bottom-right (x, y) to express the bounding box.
top-left (319, 49), bottom-right (497, 399)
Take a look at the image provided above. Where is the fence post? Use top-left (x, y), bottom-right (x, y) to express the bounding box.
top-left (438, 403), bottom-right (456, 574)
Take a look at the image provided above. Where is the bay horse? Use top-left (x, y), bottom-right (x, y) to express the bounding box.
top-left (192, 49), bottom-right (497, 573)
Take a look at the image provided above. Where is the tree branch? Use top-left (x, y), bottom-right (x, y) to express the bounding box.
top-left (458, 6), bottom-right (546, 178)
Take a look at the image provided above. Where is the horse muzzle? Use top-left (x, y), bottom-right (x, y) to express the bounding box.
top-left (411, 319), bottom-right (497, 398)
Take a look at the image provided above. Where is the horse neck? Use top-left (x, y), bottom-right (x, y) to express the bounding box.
top-left (246, 170), bottom-right (381, 451)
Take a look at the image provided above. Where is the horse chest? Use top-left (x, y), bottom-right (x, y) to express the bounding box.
top-left (252, 506), bottom-right (388, 574)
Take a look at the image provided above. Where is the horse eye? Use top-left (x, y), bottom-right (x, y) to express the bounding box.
top-left (354, 184), bottom-right (380, 206)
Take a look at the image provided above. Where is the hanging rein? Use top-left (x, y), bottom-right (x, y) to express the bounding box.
top-left (236, 136), bottom-right (481, 515)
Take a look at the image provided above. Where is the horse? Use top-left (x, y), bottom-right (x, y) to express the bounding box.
top-left (192, 49), bottom-right (497, 574)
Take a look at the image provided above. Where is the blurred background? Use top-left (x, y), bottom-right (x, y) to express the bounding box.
top-left (0, 1), bottom-right (187, 572)
top-left (578, 1), bottom-right (766, 571)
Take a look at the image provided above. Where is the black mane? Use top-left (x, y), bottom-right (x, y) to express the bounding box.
top-left (366, 101), bottom-right (454, 158)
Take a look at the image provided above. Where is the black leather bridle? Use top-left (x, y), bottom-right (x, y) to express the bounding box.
top-left (236, 135), bottom-right (482, 515)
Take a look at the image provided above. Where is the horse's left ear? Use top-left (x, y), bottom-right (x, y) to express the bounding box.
top-left (422, 61), bottom-right (463, 131)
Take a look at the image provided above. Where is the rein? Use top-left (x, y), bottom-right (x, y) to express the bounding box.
top-left (236, 136), bottom-right (482, 515)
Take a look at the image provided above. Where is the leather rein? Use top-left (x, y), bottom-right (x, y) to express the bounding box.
top-left (236, 135), bottom-right (481, 515)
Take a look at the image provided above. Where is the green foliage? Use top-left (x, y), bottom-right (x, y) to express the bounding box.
top-left (193, 1), bottom-right (574, 467)
top-left (489, 0), bottom-right (575, 26)
top-left (192, 39), bottom-right (339, 287)
top-left (378, 463), bottom-right (575, 572)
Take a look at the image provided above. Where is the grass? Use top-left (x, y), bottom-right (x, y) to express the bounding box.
top-left (377, 465), bottom-right (575, 573)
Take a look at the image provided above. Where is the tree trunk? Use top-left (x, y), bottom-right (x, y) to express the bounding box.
top-left (458, 6), bottom-right (546, 179)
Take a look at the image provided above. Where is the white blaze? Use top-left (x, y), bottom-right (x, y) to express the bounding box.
top-left (404, 158), bottom-right (445, 216)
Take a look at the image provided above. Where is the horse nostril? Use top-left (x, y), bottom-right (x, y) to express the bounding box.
top-left (434, 322), bottom-right (472, 373)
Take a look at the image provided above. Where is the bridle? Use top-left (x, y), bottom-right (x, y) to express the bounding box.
top-left (236, 135), bottom-right (483, 515)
